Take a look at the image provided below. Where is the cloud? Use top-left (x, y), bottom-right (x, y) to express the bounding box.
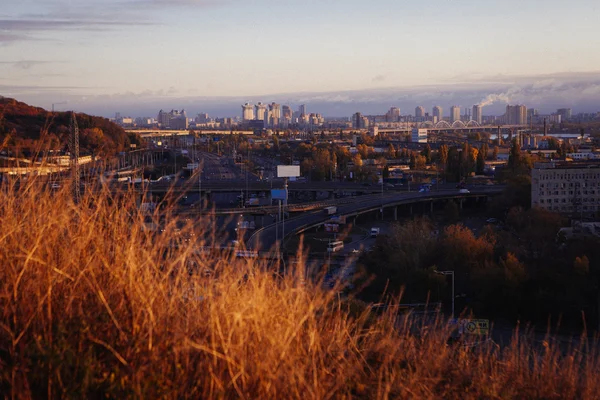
top-left (0, 60), bottom-right (55, 70)
top-left (372, 75), bottom-right (386, 83)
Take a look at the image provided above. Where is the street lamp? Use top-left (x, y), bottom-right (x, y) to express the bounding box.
top-left (434, 270), bottom-right (455, 317)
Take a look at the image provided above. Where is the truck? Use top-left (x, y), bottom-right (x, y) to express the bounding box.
top-left (324, 206), bottom-right (337, 215)
top-left (370, 227), bottom-right (380, 237)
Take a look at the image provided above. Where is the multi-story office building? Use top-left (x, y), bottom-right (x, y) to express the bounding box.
top-left (432, 106), bottom-right (443, 123)
top-left (531, 161), bottom-right (600, 216)
top-left (505, 105), bottom-right (528, 125)
top-left (472, 105), bottom-right (482, 124)
top-left (242, 103), bottom-right (254, 121)
top-left (415, 106), bottom-right (425, 120)
top-left (450, 106), bottom-right (461, 123)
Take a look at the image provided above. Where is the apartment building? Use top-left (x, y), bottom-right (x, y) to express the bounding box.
top-left (531, 161), bottom-right (600, 216)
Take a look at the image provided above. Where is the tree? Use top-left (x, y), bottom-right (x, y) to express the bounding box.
top-left (439, 144), bottom-right (449, 167)
top-left (385, 143), bottom-right (396, 159)
top-left (420, 144), bottom-right (432, 164)
top-left (508, 139), bottom-right (522, 172)
top-left (476, 146), bottom-right (486, 175)
top-left (492, 146), bottom-right (499, 161)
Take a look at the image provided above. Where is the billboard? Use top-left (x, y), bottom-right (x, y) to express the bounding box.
top-left (277, 165), bottom-right (300, 178)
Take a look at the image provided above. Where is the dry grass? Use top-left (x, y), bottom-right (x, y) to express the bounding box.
top-left (1, 178), bottom-right (600, 399)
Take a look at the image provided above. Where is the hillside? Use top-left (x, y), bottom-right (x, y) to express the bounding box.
top-left (0, 96), bottom-right (140, 157)
top-left (1, 183), bottom-right (600, 398)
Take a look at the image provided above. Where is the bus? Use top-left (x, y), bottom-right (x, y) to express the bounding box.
top-left (327, 240), bottom-right (344, 253)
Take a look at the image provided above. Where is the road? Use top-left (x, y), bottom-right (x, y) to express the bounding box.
top-left (248, 187), bottom-right (503, 252)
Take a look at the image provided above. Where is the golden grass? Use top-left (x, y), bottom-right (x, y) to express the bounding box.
top-left (1, 178), bottom-right (599, 399)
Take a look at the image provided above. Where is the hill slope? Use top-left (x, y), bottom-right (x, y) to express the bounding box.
top-left (0, 96), bottom-right (140, 157)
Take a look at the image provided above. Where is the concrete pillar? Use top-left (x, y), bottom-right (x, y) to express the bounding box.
top-left (394, 207), bottom-right (398, 221)
top-left (410, 205), bottom-right (413, 215)
top-left (430, 201), bottom-right (434, 214)
top-left (459, 198), bottom-right (463, 210)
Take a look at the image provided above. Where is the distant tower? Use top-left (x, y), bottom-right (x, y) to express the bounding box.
top-left (450, 106), bottom-right (461, 123)
top-left (299, 104), bottom-right (306, 115)
top-left (255, 102), bottom-right (267, 121)
top-left (472, 105), bottom-right (483, 124)
top-left (432, 106), bottom-right (443, 123)
top-left (69, 112), bottom-right (80, 203)
top-left (242, 103), bottom-right (254, 121)
top-left (415, 106), bottom-right (425, 119)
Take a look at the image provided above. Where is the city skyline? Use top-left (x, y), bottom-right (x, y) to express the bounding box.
top-left (1, 0), bottom-right (600, 117)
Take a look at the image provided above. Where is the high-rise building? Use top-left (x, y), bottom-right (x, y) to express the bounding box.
top-left (158, 109), bottom-right (170, 127)
top-left (432, 106), bottom-right (443, 123)
top-left (472, 105), bottom-right (483, 124)
top-left (282, 105), bottom-right (292, 119)
top-left (157, 109), bottom-right (187, 129)
top-left (195, 113), bottom-right (209, 123)
top-left (299, 104), bottom-right (306, 116)
top-left (352, 112), bottom-right (368, 129)
top-left (450, 106), bottom-right (461, 123)
top-left (415, 106), bottom-right (425, 119)
top-left (557, 108), bottom-right (572, 122)
top-left (505, 105), bottom-right (528, 125)
top-left (242, 103), bottom-right (254, 121)
top-left (269, 103), bottom-right (281, 119)
top-left (255, 102), bottom-right (267, 121)
top-left (386, 107), bottom-right (400, 122)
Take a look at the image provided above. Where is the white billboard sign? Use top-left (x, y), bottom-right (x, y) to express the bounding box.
top-left (277, 165), bottom-right (300, 178)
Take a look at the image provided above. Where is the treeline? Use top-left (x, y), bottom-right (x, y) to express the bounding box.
top-left (0, 97), bottom-right (140, 157)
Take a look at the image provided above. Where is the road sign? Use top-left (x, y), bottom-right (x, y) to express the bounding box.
top-left (187, 163), bottom-right (199, 169)
top-left (271, 189), bottom-right (287, 200)
top-left (324, 223), bottom-right (339, 233)
top-left (459, 319), bottom-right (489, 335)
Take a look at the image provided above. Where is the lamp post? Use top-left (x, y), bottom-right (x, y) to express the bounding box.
top-left (434, 270), bottom-right (455, 317)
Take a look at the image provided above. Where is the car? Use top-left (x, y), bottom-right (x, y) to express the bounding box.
top-left (50, 183), bottom-right (60, 189)
top-left (486, 218), bottom-right (498, 224)
top-left (459, 189), bottom-right (470, 194)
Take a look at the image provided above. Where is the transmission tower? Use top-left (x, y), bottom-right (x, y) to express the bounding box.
top-left (69, 111), bottom-right (81, 203)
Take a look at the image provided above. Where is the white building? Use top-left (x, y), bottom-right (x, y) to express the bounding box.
top-left (242, 103), bottom-right (254, 121)
top-left (531, 161), bottom-right (600, 216)
top-left (411, 128), bottom-right (428, 143)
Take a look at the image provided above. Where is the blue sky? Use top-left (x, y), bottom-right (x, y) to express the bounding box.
top-left (1, 0), bottom-right (600, 117)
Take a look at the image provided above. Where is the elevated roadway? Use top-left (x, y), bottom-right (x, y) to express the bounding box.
top-left (247, 187), bottom-right (503, 252)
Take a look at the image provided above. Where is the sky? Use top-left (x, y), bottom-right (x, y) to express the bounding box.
top-left (1, 0), bottom-right (600, 118)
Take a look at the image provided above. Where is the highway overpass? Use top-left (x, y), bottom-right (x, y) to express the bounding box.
top-left (247, 187), bottom-right (503, 252)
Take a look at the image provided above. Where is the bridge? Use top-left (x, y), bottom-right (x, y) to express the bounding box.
top-left (127, 129), bottom-right (254, 138)
top-left (247, 186), bottom-right (503, 252)
top-left (375, 123), bottom-right (528, 135)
